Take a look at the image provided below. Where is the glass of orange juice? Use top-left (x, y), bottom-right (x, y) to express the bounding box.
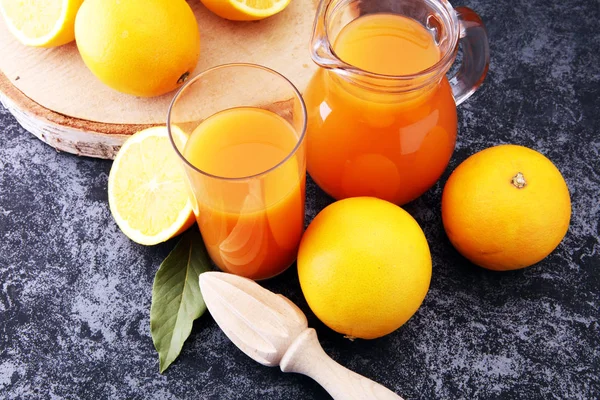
top-left (305, 0), bottom-right (490, 205)
top-left (168, 64), bottom-right (307, 280)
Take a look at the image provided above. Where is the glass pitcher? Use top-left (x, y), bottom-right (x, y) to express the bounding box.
top-left (305, 0), bottom-right (489, 205)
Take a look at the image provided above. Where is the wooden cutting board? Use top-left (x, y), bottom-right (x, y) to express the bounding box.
top-left (0, 1), bottom-right (318, 159)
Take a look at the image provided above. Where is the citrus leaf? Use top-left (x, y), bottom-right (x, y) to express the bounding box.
top-left (150, 228), bottom-right (211, 373)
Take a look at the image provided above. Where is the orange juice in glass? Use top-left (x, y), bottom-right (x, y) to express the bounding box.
top-left (168, 64), bottom-right (307, 280)
top-left (306, 0), bottom-right (490, 205)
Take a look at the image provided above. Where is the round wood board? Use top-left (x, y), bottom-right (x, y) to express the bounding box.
top-left (0, 1), bottom-right (318, 159)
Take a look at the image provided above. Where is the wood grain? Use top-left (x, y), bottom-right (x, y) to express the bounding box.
top-left (0, 70), bottom-right (141, 158)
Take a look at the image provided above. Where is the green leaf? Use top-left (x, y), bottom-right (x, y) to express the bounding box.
top-left (150, 228), bottom-right (211, 373)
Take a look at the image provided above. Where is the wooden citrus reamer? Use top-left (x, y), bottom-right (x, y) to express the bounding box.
top-left (199, 272), bottom-right (403, 400)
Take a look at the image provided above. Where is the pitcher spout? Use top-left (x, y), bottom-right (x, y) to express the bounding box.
top-left (310, 0), bottom-right (344, 70)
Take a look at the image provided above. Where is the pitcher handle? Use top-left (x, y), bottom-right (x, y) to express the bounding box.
top-left (449, 7), bottom-right (490, 106)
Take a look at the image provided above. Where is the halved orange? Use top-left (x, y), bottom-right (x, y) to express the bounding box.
top-left (200, 0), bottom-right (292, 21)
top-left (0, 0), bottom-right (84, 47)
top-left (108, 126), bottom-right (195, 246)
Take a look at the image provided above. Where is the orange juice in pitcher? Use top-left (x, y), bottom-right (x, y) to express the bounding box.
top-left (305, 0), bottom-right (489, 205)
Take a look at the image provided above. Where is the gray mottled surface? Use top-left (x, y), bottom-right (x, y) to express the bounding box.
top-left (1, 0), bottom-right (599, 398)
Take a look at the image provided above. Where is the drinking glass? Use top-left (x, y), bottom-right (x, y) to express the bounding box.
top-left (168, 63), bottom-right (307, 280)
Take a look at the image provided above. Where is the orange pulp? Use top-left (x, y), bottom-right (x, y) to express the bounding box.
top-left (184, 107), bottom-right (305, 280)
top-left (304, 13), bottom-right (457, 205)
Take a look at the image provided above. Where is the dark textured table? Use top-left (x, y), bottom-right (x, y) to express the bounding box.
top-left (1, 0), bottom-right (599, 398)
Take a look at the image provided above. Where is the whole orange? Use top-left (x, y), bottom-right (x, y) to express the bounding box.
top-left (75, 0), bottom-right (200, 97)
top-left (297, 197), bottom-right (431, 340)
top-left (442, 144), bottom-right (571, 271)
